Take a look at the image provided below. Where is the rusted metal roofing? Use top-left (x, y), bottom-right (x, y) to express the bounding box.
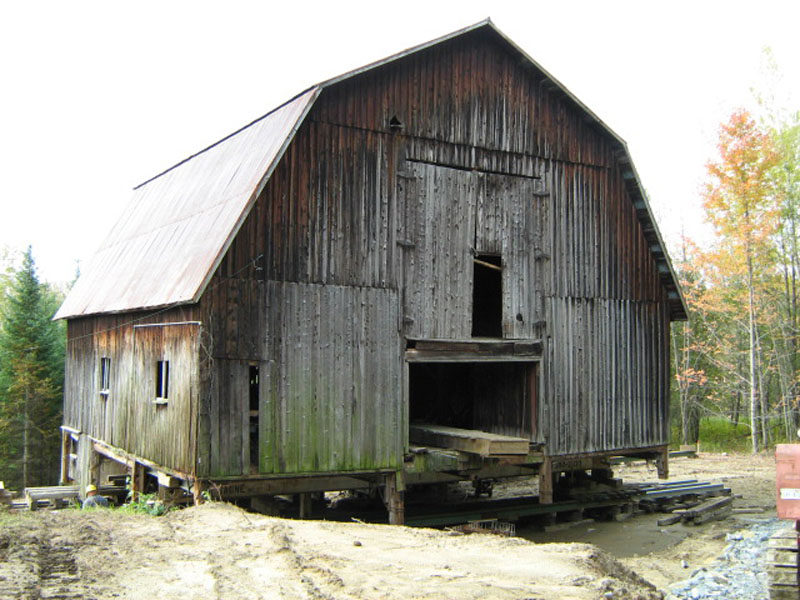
top-left (57, 19), bottom-right (686, 320)
top-left (55, 87), bottom-right (319, 319)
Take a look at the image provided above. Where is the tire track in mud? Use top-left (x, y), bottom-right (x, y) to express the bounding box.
top-left (0, 527), bottom-right (94, 600)
top-left (267, 523), bottom-right (349, 600)
top-left (35, 538), bottom-right (85, 600)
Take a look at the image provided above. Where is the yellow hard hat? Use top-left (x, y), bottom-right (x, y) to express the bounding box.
top-left (86, 484), bottom-right (97, 493)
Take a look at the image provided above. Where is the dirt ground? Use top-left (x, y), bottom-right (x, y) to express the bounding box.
top-left (0, 452), bottom-right (778, 600)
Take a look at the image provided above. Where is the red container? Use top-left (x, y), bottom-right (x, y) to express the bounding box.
top-left (776, 444), bottom-right (800, 519)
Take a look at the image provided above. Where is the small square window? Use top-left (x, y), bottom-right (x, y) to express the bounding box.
top-left (99, 357), bottom-right (111, 397)
top-left (156, 360), bottom-right (170, 400)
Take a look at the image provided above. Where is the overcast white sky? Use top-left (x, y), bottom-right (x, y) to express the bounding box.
top-left (1, 0), bottom-right (799, 284)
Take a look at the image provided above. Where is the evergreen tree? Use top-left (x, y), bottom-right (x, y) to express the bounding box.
top-left (0, 247), bottom-right (65, 490)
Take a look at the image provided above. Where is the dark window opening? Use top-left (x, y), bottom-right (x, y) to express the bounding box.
top-left (249, 365), bottom-right (260, 469)
top-left (472, 254), bottom-right (503, 338)
top-left (408, 362), bottom-right (535, 438)
top-left (99, 357), bottom-right (111, 395)
top-left (389, 115), bottom-right (403, 132)
top-left (156, 360), bottom-right (170, 399)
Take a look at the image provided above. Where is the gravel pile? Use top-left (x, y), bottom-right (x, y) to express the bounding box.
top-left (666, 519), bottom-right (784, 600)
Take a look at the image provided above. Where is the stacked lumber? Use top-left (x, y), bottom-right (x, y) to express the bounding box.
top-left (409, 424), bottom-right (529, 457)
top-left (656, 496), bottom-right (732, 526)
top-left (22, 484), bottom-right (126, 510)
top-left (766, 527), bottom-right (800, 600)
top-left (24, 485), bottom-right (79, 510)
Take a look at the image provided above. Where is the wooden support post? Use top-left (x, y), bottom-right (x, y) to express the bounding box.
top-left (88, 446), bottom-right (102, 492)
top-left (385, 472), bottom-right (405, 525)
top-left (298, 492), bottom-right (312, 519)
top-left (539, 457), bottom-right (554, 504)
top-left (191, 479), bottom-right (206, 505)
top-left (129, 461), bottom-right (145, 502)
top-left (60, 430), bottom-right (71, 485)
top-left (655, 449), bottom-right (669, 479)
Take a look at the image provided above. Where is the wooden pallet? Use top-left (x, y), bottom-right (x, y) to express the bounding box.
top-left (767, 528), bottom-right (800, 600)
top-left (22, 485), bottom-right (125, 510)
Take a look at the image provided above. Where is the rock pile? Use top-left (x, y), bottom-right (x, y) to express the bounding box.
top-left (666, 519), bottom-right (783, 600)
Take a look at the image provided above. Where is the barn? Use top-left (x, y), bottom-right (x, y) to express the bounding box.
top-left (56, 20), bottom-right (686, 524)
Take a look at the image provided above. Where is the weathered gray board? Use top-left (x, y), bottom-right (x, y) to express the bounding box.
top-left (410, 424), bottom-right (529, 456)
top-left (400, 161), bottom-right (545, 341)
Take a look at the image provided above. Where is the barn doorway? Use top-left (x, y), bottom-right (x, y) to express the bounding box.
top-left (472, 254), bottom-right (502, 338)
top-left (408, 361), bottom-right (536, 439)
top-left (249, 365), bottom-right (260, 470)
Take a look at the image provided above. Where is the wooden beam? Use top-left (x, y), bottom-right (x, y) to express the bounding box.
top-left (156, 472), bottom-right (181, 489)
top-left (210, 474), bottom-right (374, 499)
top-left (385, 472), bottom-right (405, 525)
top-left (92, 440), bottom-right (193, 483)
top-left (656, 448), bottom-right (669, 479)
top-left (473, 257), bottom-right (502, 272)
top-left (405, 339), bottom-right (542, 363)
top-left (410, 424), bottom-right (529, 456)
top-left (298, 493), bottom-right (312, 519)
top-left (539, 457), bottom-right (554, 504)
top-left (130, 462), bottom-right (146, 502)
top-left (60, 430), bottom-right (71, 485)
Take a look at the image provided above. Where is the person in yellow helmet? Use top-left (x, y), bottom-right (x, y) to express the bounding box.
top-left (82, 484), bottom-right (109, 509)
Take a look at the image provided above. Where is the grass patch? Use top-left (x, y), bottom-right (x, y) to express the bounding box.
top-left (117, 492), bottom-right (170, 516)
top-left (696, 417), bottom-right (752, 452)
top-left (672, 415), bottom-right (796, 452)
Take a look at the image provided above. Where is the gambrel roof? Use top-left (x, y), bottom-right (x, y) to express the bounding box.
top-left (56, 19), bottom-right (687, 321)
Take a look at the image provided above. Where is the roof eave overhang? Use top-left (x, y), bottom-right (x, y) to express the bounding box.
top-left (58, 299), bottom-right (198, 322)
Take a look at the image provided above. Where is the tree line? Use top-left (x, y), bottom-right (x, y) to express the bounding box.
top-left (672, 105), bottom-right (800, 453)
top-left (0, 247), bottom-right (65, 490)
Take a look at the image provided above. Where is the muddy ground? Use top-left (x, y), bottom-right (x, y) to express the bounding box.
top-left (617, 451), bottom-right (777, 590)
top-left (0, 452), bottom-right (778, 600)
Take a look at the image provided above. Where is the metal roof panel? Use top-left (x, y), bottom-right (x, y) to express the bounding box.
top-left (55, 87), bottom-right (318, 319)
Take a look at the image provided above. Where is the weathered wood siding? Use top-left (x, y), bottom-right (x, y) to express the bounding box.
top-left (198, 280), bottom-right (402, 477)
top-left (63, 307), bottom-right (200, 474)
top-left (201, 29), bottom-right (672, 466)
top-left (541, 298), bottom-right (670, 455)
top-left (400, 161), bottom-right (546, 340)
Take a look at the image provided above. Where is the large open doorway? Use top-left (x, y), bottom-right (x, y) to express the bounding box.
top-left (408, 361), bottom-right (536, 439)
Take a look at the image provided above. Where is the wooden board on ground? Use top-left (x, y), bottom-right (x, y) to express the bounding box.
top-left (680, 496), bottom-right (732, 525)
top-left (409, 424), bottom-right (529, 456)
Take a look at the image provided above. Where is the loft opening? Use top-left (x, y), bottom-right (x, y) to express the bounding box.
top-left (408, 362), bottom-right (536, 438)
top-left (472, 254), bottom-right (502, 338)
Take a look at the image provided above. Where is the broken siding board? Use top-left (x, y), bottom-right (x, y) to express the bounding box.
top-left (409, 424), bottom-right (529, 456)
